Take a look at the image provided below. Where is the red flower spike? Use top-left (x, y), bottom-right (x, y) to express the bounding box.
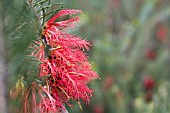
top-left (52, 17), bottom-right (80, 31)
top-left (47, 9), bottom-right (82, 25)
top-left (30, 9), bottom-right (99, 112)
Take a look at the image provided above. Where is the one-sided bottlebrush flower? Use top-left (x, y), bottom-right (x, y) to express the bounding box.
top-left (29, 9), bottom-right (99, 113)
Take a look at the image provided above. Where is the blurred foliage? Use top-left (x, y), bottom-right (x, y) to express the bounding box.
top-left (4, 0), bottom-right (170, 113)
top-left (62, 0), bottom-right (170, 113)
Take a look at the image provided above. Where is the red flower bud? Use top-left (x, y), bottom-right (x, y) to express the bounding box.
top-left (143, 76), bottom-right (155, 91)
top-left (145, 50), bottom-right (156, 60)
top-left (93, 104), bottom-right (104, 113)
top-left (156, 24), bottom-right (167, 42)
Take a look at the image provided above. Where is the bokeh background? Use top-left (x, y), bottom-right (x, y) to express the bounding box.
top-left (2, 0), bottom-right (170, 113)
top-left (62, 0), bottom-right (170, 113)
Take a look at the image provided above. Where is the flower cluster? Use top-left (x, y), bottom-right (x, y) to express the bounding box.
top-left (29, 9), bottom-right (99, 112)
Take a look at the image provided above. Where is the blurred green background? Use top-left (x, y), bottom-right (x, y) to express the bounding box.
top-left (4, 0), bottom-right (170, 113)
top-left (61, 0), bottom-right (170, 113)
